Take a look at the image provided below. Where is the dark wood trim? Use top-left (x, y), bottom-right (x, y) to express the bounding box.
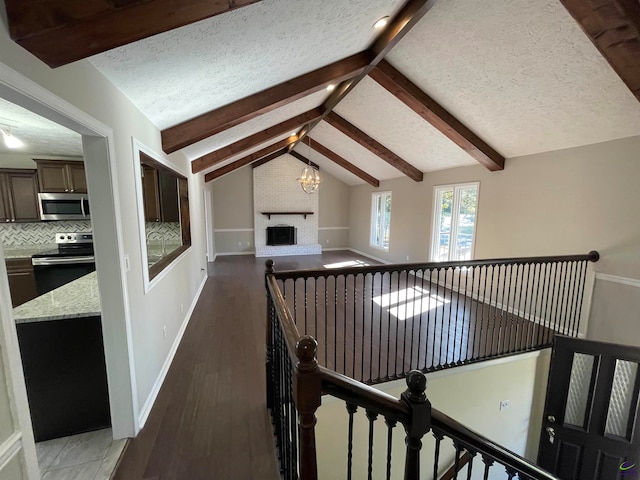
top-left (204, 138), bottom-right (293, 182)
top-left (369, 60), bottom-right (505, 171)
top-left (560, 0), bottom-right (640, 102)
top-left (298, 0), bottom-right (438, 143)
top-left (300, 136), bottom-right (379, 187)
top-left (261, 211), bottom-right (313, 219)
top-left (162, 52), bottom-right (371, 153)
top-left (148, 245), bottom-right (190, 281)
top-left (5, 0), bottom-right (261, 68)
top-left (191, 108), bottom-right (323, 173)
top-left (287, 151), bottom-right (320, 170)
top-left (250, 148), bottom-right (289, 169)
top-left (324, 112), bottom-right (423, 182)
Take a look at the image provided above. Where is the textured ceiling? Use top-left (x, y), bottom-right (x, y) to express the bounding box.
top-left (311, 120), bottom-right (403, 181)
top-left (90, 0), bottom-right (405, 130)
top-left (182, 89), bottom-right (328, 161)
top-left (0, 98), bottom-right (83, 157)
top-left (386, 0), bottom-right (640, 157)
top-left (334, 77), bottom-right (479, 172)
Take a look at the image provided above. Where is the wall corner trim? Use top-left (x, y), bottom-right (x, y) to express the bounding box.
top-left (595, 273), bottom-right (640, 289)
top-left (137, 273), bottom-right (208, 429)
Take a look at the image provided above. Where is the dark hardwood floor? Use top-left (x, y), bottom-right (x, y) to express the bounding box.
top-left (113, 250), bottom-right (551, 479)
top-left (113, 250), bottom-right (375, 480)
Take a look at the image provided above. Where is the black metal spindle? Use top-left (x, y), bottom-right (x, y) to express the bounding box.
top-left (394, 271), bottom-right (401, 377)
top-left (343, 274), bottom-right (348, 376)
top-left (453, 444), bottom-right (462, 480)
top-left (346, 403), bottom-right (357, 480)
top-left (514, 263), bottom-right (526, 351)
top-left (573, 260), bottom-right (588, 336)
top-left (565, 261), bottom-right (578, 336)
top-left (480, 265), bottom-right (490, 358)
top-left (385, 417), bottom-right (396, 480)
top-left (352, 274), bottom-right (357, 379)
top-left (386, 272), bottom-right (392, 379)
top-left (497, 264), bottom-right (508, 353)
top-left (487, 264), bottom-right (498, 357)
top-left (465, 451), bottom-right (475, 480)
top-left (482, 455), bottom-right (494, 480)
top-left (506, 466), bottom-right (518, 480)
top-left (530, 263), bottom-right (543, 349)
top-left (366, 410), bottom-right (378, 480)
top-left (369, 272), bottom-right (375, 382)
top-left (433, 430), bottom-right (444, 480)
top-left (314, 277), bottom-right (318, 341)
top-left (334, 275), bottom-right (338, 372)
top-left (559, 261), bottom-right (570, 335)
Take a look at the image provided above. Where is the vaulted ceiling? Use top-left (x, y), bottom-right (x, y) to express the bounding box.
top-left (4, 0), bottom-right (640, 185)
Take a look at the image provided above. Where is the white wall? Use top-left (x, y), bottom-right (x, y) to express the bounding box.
top-left (0, 19), bottom-right (207, 437)
top-left (315, 351), bottom-right (551, 480)
top-left (348, 136), bottom-right (640, 346)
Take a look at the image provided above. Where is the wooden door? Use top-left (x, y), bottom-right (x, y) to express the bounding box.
top-left (538, 336), bottom-right (640, 479)
top-left (36, 160), bottom-right (69, 192)
top-left (5, 170), bottom-right (40, 222)
top-left (67, 162), bottom-right (87, 193)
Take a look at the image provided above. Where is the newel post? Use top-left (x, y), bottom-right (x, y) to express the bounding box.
top-left (294, 336), bottom-right (322, 480)
top-left (401, 370), bottom-right (431, 480)
top-left (265, 259), bottom-right (274, 410)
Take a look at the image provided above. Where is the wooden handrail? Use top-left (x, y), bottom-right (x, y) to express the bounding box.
top-left (439, 451), bottom-right (473, 480)
top-left (271, 251), bottom-right (600, 280)
top-left (432, 410), bottom-right (557, 480)
top-left (318, 366), bottom-right (409, 424)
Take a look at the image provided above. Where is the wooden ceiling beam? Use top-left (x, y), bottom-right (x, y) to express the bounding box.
top-left (300, 0), bottom-right (438, 140)
top-left (191, 107), bottom-right (322, 173)
top-left (5, 0), bottom-right (261, 68)
top-left (369, 60), bottom-right (505, 171)
top-left (249, 148), bottom-right (289, 169)
top-left (324, 112), bottom-right (423, 182)
top-left (162, 52), bottom-right (371, 153)
top-left (559, 0), bottom-right (640, 102)
top-left (300, 137), bottom-right (379, 187)
top-left (204, 137), bottom-right (293, 182)
top-left (287, 151), bottom-right (320, 170)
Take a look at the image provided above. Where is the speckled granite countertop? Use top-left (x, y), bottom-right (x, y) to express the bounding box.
top-left (13, 271), bottom-right (101, 324)
top-left (3, 245), bottom-right (56, 259)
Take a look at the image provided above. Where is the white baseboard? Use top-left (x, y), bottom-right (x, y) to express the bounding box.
top-left (137, 274), bottom-right (207, 429)
top-left (347, 248), bottom-right (391, 265)
top-left (215, 251), bottom-right (255, 256)
top-left (323, 247), bottom-right (351, 251)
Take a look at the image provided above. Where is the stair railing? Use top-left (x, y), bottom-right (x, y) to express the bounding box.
top-left (270, 251), bottom-right (599, 384)
top-left (266, 260), bottom-right (560, 480)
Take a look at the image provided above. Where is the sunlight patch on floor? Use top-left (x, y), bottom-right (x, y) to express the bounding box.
top-left (374, 286), bottom-right (450, 321)
top-left (323, 259), bottom-right (370, 269)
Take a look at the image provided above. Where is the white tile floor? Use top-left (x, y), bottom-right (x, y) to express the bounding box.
top-left (36, 429), bottom-right (126, 480)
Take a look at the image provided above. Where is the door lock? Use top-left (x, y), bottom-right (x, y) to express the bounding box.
top-left (546, 426), bottom-right (556, 444)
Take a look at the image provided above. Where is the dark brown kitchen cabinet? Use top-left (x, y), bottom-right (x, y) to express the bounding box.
top-left (6, 258), bottom-right (38, 307)
top-left (141, 164), bottom-right (179, 222)
top-left (0, 169), bottom-right (40, 223)
top-left (35, 160), bottom-right (87, 194)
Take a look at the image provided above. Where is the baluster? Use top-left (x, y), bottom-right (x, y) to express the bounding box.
top-left (401, 371), bottom-right (431, 480)
top-left (437, 267), bottom-right (446, 367)
top-left (353, 274), bottom-right (357, 380)
top-left (503, 264), bottom-right (514, 353)
top-left (417, 269), bottom-right (426, 370)
top-left (535, 262), bottom-right (548, 347)
top-left (530, 263), bottom-right (543, 349)
top-left (304, 277), bottom-right (308, 334)
top-left (386, 272), bottom-right (392, 379)
top-left (366, 410), bottom-right (378, 480)
top-left (452, 443), bottom-right (462, 480)
top-left (481, 455), bottom-right (494, 480)
top-left (385, 417), bottom-right (397, 480)
top-left (455, 266), bottom-right (465, 364)
top-left (514, 263), bottom-right (525, 351)
top-left (395, 271), bottom-right (401, 377)
top-left (293, 278), bottom-right (298, 329)
top-left (324, 276), bottom-right (328, 369)
top-left (408, 269), bottom-right (418, 371)
top-left (505, 465), bottom-right (518, 480)
top-left (334, 275), bottom-right (338, 372)
top-left (558, 262), bottom-right (569, 335)
top-left (295, 337), bottom-right (322, 480)
top-left (445, 267), bottom-right (455, 365)
top-left (369, 272), bottom-right (375, 382)
top-left (480, 265), bottom-right (489, 358)
top-left (465, 450), bottom-right (476, 480)
top-left (573, 260), bottom-right (589, 336)
top-left (346, 403), bottom-right (357, 480)
top-left (265, 261), bottom-right (275, 411)
top-left (523, 262), bottom-right (533, 349)
top-left (466, 265), bottom-right (477, 361)
top-left (566, 261), bottom-right (578, 336)
top-left (486, 265), bottom-right (497, 357)
top-left (343, 275), bottom-right (348, 376)
top-left (432, 430), bottom-right (444, 480)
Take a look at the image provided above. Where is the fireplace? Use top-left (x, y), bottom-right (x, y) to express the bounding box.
top-left (267, 226), bottom-right (297, 246)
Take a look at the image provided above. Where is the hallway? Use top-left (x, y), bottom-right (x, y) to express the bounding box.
top-left (113, 251), bottom-right (371, 479)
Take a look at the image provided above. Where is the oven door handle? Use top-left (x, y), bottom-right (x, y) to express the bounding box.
top-left (32, 256), bottom-right (95, 266)
top-left (81, 196), bottom-right (86, 217)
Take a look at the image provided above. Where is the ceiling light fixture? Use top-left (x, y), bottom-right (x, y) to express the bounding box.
top-left (326, 84), bottom-right (336, 92)
top-left (297, 137), bottom-right (321, 194)
top-left (373, 16), bottom-right (390, 29)
top-left (1, 128), bottom-right (24, 149)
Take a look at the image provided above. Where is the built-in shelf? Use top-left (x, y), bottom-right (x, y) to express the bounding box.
top-left (261, 211), bottom-right (314, 219)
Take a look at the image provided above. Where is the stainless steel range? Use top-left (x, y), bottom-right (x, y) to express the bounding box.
top-left (31, 232), bottom-right (95, 295)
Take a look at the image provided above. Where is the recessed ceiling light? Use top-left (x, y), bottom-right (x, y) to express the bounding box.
top-left (373, 16), bottom-right (390, 29)
top-left (290, 132), bottom-right (297, 137)
top-left (326, 84), bottom-right (336, 92)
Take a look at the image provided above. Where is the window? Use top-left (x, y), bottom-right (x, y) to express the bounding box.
top-left (136, 148), bottom-right (191, 284)
top-left (431, 183), bottom-right (479, 261)
top-left (370, 191), bottom-right (392, 250)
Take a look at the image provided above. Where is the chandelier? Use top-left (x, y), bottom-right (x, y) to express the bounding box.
top-left (297, 136), bottom-right (321, 194)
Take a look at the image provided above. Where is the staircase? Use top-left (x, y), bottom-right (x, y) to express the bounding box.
top-left (265, 252), bottom-right (599, 479)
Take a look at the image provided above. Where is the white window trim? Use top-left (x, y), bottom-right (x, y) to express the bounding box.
top-left (430, 182), bottom-right (480, 262)
top-left (370, 191), bottom-right (392, 251)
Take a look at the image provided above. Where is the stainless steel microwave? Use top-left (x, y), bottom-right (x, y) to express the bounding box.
top-left (37, 193), bottom-right (90, 221)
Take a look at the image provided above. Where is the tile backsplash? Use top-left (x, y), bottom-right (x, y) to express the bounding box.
top-left (0, 221), bottom-right (181, 247)
top-left (0, 221), bottom-right (92, 246)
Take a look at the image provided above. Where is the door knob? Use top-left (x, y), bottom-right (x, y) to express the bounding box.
top-left (546, 426), bottom-right (556, 444)
top-left (547, 415), bottom-right (556, 423)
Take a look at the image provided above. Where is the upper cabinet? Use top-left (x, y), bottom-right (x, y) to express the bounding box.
top-left (141, 163), bottom-right (179, 223)
top-left (0, 169), bottom-right (40, 223)
top-left (35, 160), bottom-right (87, 193)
